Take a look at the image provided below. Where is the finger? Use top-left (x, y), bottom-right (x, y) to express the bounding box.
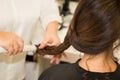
top-left (39, 40), bottom-right (48, 49)
top-left (55, 55), bottom-right (62, 64)
top-left (50, 42), bottom-right (60, 46)
top-left (12, 41), bottom-right (19, 55)
top-left (50, 55), bottom-right (61, 64)
top-left (55, 58), bottom-right (61, 64)
top-left (50, 56), bottom-right (56, 64)
top-left (63, 53), bottom-right (69, 59)
top-left (5, 46), bottom-right (14, 56)
top-left (16, 39), bottom-right (24, 53)
top-left (11, 36), bottom-right (21, 54)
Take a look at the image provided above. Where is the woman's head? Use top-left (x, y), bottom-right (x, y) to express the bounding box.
top-left (36, 0), bottom-right (120, 55)
top-left (68, 0), bottom-right (120, 54)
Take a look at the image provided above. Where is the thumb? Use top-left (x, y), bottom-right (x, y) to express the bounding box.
top-left (39, 40), bottom-right (48, 49)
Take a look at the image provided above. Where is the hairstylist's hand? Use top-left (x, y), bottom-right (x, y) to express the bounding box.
top-left (50, 53), bottom-right (68, 64)
top-left (39, 21), bottom-right (68, 64)
top-left (39, 31), bottom-right (68, 64)
top-left (39, 32), bottom-right (62, 64)
top-left (0, 32), bottom-right (24, 55)
top-left (39, 21), bottom-right (60, 48)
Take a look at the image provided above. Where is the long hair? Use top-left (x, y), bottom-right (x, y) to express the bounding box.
top-left (36, 0), bottom-right (120, 55)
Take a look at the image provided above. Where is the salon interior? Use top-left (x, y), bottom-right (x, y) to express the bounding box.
top-left (0, 0), bottom-right (120, 80)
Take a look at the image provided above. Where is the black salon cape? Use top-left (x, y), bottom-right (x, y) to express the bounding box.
top-left (38, 60), bottom-right (120, 80)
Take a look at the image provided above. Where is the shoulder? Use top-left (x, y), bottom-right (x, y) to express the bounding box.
top-left (38, 63), bottom-right (80, 80)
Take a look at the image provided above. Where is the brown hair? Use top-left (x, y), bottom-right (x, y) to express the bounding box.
top-left (36, 0), bottom-right (120, 55)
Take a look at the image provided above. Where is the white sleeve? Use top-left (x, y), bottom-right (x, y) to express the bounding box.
top-left (39, 0), bottom-right (62, 30)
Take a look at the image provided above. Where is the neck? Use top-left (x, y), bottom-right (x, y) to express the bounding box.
top-left (79, 50), bottom-right (117, 72)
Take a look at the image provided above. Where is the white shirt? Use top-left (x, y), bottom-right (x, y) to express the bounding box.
top-left (0, 0), bottom-right (61, 43)
top-left (0, 0), bottom-right (61, 80)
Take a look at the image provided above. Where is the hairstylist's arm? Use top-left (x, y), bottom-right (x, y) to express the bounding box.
top-left (39, 21), bottom-right (68, 64)
top-left (0, 32), bottom-right (24, 55)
